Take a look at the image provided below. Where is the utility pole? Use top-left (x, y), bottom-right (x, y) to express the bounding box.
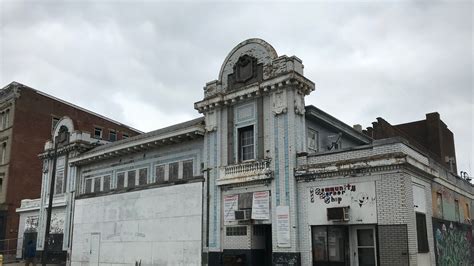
top-left (42, 126), bottom-right (68, 266)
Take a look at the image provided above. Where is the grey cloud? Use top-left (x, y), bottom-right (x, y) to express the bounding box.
top-left (1, 0), bottom-right (472, 173)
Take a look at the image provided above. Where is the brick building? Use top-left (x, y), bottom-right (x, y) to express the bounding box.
top-left (21, 39), bottom-right (473, 265)
top-left (365, 113), bottom-right (458, 173)
top-left (0, 81), bottom-right (141, 257)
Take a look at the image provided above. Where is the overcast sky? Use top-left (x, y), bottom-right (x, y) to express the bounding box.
top-left (1, 0), bottom-right (472, 175)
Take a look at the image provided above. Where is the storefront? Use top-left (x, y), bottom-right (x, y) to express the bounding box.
top-left (300, 180), bottom-right (379, 266)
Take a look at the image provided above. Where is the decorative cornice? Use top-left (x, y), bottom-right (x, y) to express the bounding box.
top-left (195, 72), bottom-right (314, 114)
top-left (296, 163), bottom-right (404, 182)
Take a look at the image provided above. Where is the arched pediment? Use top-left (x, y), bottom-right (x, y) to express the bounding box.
top-left (52, 116), bottom-right (74, 141)
top-left (218, 38), bottom-right (278, 90)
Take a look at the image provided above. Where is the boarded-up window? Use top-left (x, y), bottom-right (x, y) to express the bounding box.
top-left (103, 175), bottom-right (111, 192)
top-left (169, 162), bottom-right (179, 181)
top-left (139, 168), bottom-right (148, 185)
top-left (436, 193), bottom-right (443, 218)
top-left (155, 165), bottom-right (165, 183)
top-left (94, 177), bottom-right (101, 192)
top-left (182, 160), bottom-right (193, 178)
top-left (127, 170), bottom-right (136, 187)
top-left (238, 192), bottom-right (253, 209)
top-left (55, 170), bottom-right (64, 195)
top-left (307, 128), bottom-right (319, 151)
top-left (85, 179), bottom-right (92, 194)
top-left (117, 172), bottom-right (125, 189)
top-left (416, 212), bottom-right (429, 253)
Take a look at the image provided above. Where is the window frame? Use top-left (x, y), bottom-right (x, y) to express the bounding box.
top-left (94, 127), bottom-right (103, 139)
top-left (109, 130), bottom-right (117, 142)
top-left (237, 125), bottom-right (255, 162)
top-left (154, 164), bottom-right (166, 183)
top-left (182, 160), bottom-right (194, 179)
top-left (169, 162), bottom-right (179, 181)
top-left (415, 212), bottom-right (429, 253)
top-left (307, 127), bottom-right (319, 152)
top-left (138, 167), bottom-right (148, 186)
top-left (116, 171), bottom-right (126, 189)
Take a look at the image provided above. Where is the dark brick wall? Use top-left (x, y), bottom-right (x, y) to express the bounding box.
top-left (365, 112), bottom-right (457, 173)
top-left (4, 85), bottom-right (140, 244)
top-left (378, 224), bottom-right (409, 266)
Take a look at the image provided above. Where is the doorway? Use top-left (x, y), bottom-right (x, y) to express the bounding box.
top-left (311, 225), bottom-right (377, 266)
top-left (89, 233), bottom-right (100, 266)
top-left (350, 226), bottom-right (377, 266)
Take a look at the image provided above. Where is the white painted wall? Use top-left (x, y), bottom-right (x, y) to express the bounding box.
top-left (307, 181), bottom-right (377, 225)
top-left (71, 182), bottom-right (203, 266)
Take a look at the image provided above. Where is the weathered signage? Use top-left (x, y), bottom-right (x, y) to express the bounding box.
top-left (224, 194), bottom-right (239, 224)
top-left (251, 191), bottom-right (270, 220)
top-left (276, 205), bottom-right (291, 247)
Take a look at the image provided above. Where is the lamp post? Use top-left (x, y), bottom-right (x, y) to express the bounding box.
top-left (42, 126), bottom-right (68, 266)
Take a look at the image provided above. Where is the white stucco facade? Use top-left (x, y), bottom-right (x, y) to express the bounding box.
top-left (71, 182), bottom-right (203, 266)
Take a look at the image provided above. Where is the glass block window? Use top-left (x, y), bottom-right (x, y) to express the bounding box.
top-left (226, 226), bottom-right (247, 236)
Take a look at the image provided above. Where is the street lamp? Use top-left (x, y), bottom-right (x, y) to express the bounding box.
top-left (42, 125), bottom-right (68, 266)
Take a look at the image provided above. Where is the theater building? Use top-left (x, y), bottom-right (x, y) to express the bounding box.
top-left (21, 38), bottom-right (473, 265)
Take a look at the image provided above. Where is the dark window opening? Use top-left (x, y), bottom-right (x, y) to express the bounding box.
top-left (311, 226), bottom-right (349, 265)
top-left (103, 175), bottom-right (111, 192)
top-left (169, 162), bottom-right (179, 181)
top-left (127, 170), bottom-right (136, 187)
top-left (94, 128), bottom-right (102, 139)
top-left (138, 168), bottom-right (148, 185)
top-left (155, 165), bottom-right (165, 183)
top-left (182, 160), bottom-right (193, 178)
top-left (85, 179), bottom-right (92, 194)
top-left (93, 177), bottom-right (101, 192)
top-left (122, 133), bottom-right (129, 139)
top-left (238, 125), bottom-right (254, 161)
top-left (52, 117), bottom-right (60, 131)
top-left (416, 212), bottom-right (429, 253)
top-left (109, 131), bottom-right (117, 142)
top-left (116, 172), bottom-right (125, 189)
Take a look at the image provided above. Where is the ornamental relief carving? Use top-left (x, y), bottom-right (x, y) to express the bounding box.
top-left (273, 90), bottom-right (287, 115)
top-left (295, 92), bottom-right (305, 116)
top-left (205, 111), bottom-right (217, 132)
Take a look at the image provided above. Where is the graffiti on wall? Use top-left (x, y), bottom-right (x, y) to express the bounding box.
top-left (25, 216), bottom-right (39, 232)
top-left (310, 184), bottom-right (375, 207)
top-left (50, 212), bottom-right (65, 234)
top-left (307, 181), bottom-right (377, 224)
top-left (433, 218), bottom-right (473, 266)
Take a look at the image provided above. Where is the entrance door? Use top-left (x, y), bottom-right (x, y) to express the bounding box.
top-left (89, 233), bottom-right (100, 266)
top-left (350, 226), bottom-right (377, 266)
top-left (311, 226), bottom-right (349, 266)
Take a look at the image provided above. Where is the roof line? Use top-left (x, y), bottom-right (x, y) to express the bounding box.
top-left (5, 81), bottom-right (143, 133)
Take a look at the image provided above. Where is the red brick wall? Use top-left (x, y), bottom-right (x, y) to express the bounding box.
top-left (4, 85), bottom-right (140, 241)
top-left (365, 112), bottom-right (457, 174)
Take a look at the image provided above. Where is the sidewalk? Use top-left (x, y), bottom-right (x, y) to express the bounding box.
top-left (4, 262), bottom-right (60, 266)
